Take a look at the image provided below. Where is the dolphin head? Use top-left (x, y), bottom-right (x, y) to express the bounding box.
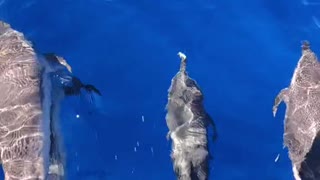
top-left (43, 53), bottom-right (72, 73)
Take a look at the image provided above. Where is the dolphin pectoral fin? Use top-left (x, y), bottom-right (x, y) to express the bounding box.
top-left (166, 131), bottom-right (171, 140)
top-left (83, 84), bottom-right (102, 96)
top-left (208, 114), bottom-right (218, 142)
top-left (79, 84), bottom-right (102, 106)
top-left (60, 76), bottom-right (83, 96)
top-left (211, 122), bottom-right (218, 142)
top-left (60, 75), bottom-right (101, 97)
top-left (273, 88), bottom-right (289, 117)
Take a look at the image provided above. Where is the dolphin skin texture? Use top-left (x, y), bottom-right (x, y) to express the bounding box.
top-left (273, 41), bottom-right (320, 180)
top-left (165, 52), bottom-right (217, 180)
top-left (0, 21), bottom-right (51, 179)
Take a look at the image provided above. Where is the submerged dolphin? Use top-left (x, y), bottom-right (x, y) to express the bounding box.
top-left (0, 21), bottom-right (101, 180)
top-left (42, 54), bottom-right (67, 180)
top-left (165, 52), bottom-right (217, 180)
top-left (273, 41), bottom-right (320, 180)
top-left (42, 53), bottom-right (101, 180)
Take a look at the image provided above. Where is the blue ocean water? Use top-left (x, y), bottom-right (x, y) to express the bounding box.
top-left (1, 0), bottom-right (320, 179)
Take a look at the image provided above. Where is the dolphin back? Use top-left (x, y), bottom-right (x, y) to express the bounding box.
top-left (0, 21), bottom-right (50, 180)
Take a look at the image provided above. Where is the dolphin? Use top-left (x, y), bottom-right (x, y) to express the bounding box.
top-left (165, 52), bottom-right (217, 180)
top-left (0, 21), bottom-right (101, 180)
top-left (273, 41), bottom-right (320, 180)
top-left (40, 52), bottom-right (102, 180)
top-left (0, 20), bottom-right (51, 180)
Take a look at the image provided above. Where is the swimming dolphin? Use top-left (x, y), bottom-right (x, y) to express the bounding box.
top-left (273, 41), bottom-right (320, 180)
top-left (165, 52), bottom-right (217, 180)
top-left (0, 21), bottom-right (51, 180)
top-left (0, 21), bottom-right (101, 180)
top-left (41, 53), bottom-right (102, 179)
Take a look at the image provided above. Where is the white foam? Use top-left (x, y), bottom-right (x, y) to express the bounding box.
top-left (48, 163), bottom-right (64, 176)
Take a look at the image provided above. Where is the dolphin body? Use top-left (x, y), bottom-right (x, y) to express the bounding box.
top-left (0, 21), bottom-right (101, 180)
top-left (0, 20), bottom-right (52, 180)
top-left (43, 53), bottom-right (101, 180)
top-left (165, 52), bottom-right (217, 180)
top-left (273, 41), bottom-right (320, 180)
top-left (41, 54), bottom-right (71, 180)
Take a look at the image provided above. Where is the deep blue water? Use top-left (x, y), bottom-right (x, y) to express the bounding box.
top-left (2, 0), bottom-right (320, 179)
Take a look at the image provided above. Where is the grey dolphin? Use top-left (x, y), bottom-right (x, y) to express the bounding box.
top-left (273, 41), bottom-right (320, 180)
top-left (41, 53), bottom-right (102, 179)
top-left (0, 21), bottom-right (51, 180)
top-left (0, 21), bottom-right (101, 180)
top-left (165, 52), bottom-right (217, 180)
top-left (40, 53), bottom-right (70, 180)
